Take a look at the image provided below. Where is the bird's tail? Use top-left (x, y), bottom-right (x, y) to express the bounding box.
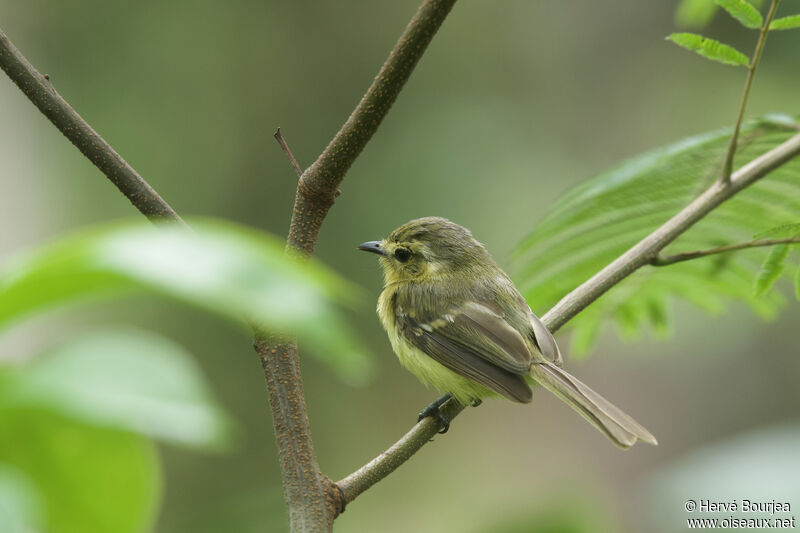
top-left (529, 362), bottom-right (657, 448)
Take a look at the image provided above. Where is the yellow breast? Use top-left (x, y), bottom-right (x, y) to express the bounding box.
top-left (377, 284), bottom-right (495, 404)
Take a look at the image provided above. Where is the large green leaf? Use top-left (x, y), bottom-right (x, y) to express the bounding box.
top-left (514, 117), bottom-right (800, 354)
top-left (0, 219), bottom-right (371, 383)
top-left (0, 409), bottom-right (160, 533)
top-left (1, 329), bottom-right (235, 449)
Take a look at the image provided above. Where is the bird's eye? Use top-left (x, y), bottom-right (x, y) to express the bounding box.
top-left (394, 248), bottom-right (412, 263)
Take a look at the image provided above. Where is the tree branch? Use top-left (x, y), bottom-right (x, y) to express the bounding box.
top-left (720, 0), bottom-right (780, 183)
top-left (337, 398), bottom-right (465, 503)
top-left (283, 0), bottom-right (457, 256)
top-left (651, 237), bottom-right (800, 266)
top-left (0, 27), bottom-right (184, 223)
top-left (335, 131), bottom-right (800, 509)
top-left (252, 1), bottom-right (458, 530)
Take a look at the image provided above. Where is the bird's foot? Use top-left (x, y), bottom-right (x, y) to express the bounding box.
top-left (418, 393), bottom-right (452, 434)
top-left (470, 399), bottom-right (482, 408)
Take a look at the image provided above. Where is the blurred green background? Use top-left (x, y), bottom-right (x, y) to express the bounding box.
top-left (2, 1), bottom-right (800, 531)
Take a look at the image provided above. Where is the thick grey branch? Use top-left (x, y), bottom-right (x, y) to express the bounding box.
top-left (651, 237), bottom-right (800, 266)
top-left (338, 131), bottom-right (800, 508)
top-left (0, 27), bottom-right (183, 223)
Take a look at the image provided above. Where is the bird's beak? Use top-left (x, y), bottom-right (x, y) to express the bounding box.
top-left (357, 241), bottom-right (387, 256)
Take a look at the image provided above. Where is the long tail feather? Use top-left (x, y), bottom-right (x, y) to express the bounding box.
top-left (529, 362), bottom-right (657, 448)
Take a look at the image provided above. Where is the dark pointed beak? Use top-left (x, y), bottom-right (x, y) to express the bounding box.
top-left (357, 241), bottom-right (387, 256)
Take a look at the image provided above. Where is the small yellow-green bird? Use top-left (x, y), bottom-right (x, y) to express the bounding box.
top-left (358, 216), bottom-right (656, 448)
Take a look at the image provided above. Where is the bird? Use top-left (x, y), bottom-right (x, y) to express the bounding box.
top-left (357, 216), bottom-right (657, 448)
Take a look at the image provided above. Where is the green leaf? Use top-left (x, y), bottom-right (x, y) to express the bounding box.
top-left (0, 218), bottom-right (372, 384)
top-left (752, 223), bottom-right (800, 295)
top-left (0, 464), bottom-right (44, 533)
top-left (754, 244), bottom-right (789, 296)
top-left (666, 33), bottom-right (750, 66)
top-left (674, 0), bottom-right (766, 28)
top-left (2, 329), bottom-right (235, 449)
top-left (0, 409), bottom-right (160, 533)
top-left (769, 14), bottom-right (800, 30)
top-left (757, 113), bottom-right (800, 129)
top-left (675, 0), bottom-right (720, 29)
top-left (754, 222), bottom-right (800, 238)
top-left (714, 0), bottom-right (763, 28)
top-left (514, 117), bottom-right (800, 355)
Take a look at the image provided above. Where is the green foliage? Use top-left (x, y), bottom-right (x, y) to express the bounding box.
top-left (770, 14), bottom-right (800, 31)
top-left (667, 33), bottom-right (750, 66)
top-left (0, 410), bottom-right (160, 533)
top-left (754, 244), bottom-right (790, 296)
top-left (675, 0), bottom-right (765, 28)
top-left (0, 465), bottom-right (44, 532)
top-left (0, 218), bottom-right (371, 383)
top-left (514, 117), bottom-right (800, 355)
top-left (1, 329), bottom-right (235, 449)
top-left (754, 222), bottom-right (800, 238)
top-left (753, 223), bottom-right (800, 297)
top-left (715, 0), bottom-right (763, 28)
top-left (0, 329), bottom-right (238, 532)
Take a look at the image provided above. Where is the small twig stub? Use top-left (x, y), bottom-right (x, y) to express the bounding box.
top-left (274, 128), bottom-right (304, 178)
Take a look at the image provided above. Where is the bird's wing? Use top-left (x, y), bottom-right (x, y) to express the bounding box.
top-left (526, 308), bottom-right (563, 366)
top-left (395, 300), bottom-right (533, 403)
top-left (486, 273), bottom-right (562, 366)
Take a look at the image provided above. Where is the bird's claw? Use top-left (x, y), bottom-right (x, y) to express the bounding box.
top-left (417, 407), bottom-right (451, 434)
top-left (418, 393), bottom-right (452, 434)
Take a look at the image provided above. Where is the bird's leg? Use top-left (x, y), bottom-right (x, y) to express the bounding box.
top-left (418, 393), bottom-right (452, 434)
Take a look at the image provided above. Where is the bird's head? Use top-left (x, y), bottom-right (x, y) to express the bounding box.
top-left (357, 217), bottom-right (493, 284)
